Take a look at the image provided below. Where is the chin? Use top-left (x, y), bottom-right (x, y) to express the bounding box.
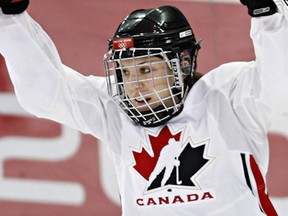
top-left (135, 106), bottom-right (150, 112)
top-left (131, 102), bottom-right (152, 112)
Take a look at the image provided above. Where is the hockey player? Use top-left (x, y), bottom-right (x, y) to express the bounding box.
top-left (0, 0), bottom-right (287, 215)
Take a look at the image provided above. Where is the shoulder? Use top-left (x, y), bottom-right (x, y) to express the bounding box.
top-left (186, 61), bottom-right (256, 105)
top-left (200, 61), bottom-right (255, 87)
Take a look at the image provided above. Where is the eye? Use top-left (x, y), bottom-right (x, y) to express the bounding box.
top-left (122, 69), bottom-right (129, 76)
top-left (141, 67), bottom-right (151, 74)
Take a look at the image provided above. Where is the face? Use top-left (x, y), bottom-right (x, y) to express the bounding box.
top-left (120, 56), bottom-right (178, 112)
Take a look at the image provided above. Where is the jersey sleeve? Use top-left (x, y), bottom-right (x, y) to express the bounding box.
top-left (251, 2), bottom-right (288, 117)
top-left (0, 11), bottom-right (113, 140)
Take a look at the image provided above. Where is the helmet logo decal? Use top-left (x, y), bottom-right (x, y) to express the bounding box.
top-left (112, 37), bottom-right (135, 49)
top-left (171, 59), bottom-right (183, 87)
top-left (179, 30), bottom-right (192, 38)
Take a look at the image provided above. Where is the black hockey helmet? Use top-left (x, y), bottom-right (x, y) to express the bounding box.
top-left (104, 5), bottom-right (201, 127)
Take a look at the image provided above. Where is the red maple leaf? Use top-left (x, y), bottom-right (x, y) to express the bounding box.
top-left (132, 126), bottom-right (181, 180)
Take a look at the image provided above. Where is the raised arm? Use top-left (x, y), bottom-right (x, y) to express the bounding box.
top-left (0, 1), bottom-right (112, 138)
top-left (243, 0), bottom-right (288, 116)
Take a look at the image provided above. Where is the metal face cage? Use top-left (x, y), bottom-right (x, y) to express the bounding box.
top-left (104, 48), bottom-right (185, 126)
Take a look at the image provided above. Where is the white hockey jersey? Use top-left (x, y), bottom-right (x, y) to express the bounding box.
top-left (1, 2), bottom-right (288, 216)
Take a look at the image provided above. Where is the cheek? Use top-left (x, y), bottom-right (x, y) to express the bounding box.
top-left (123, 82), bottom-right (133, 95)
top-left (125, 87), bottom-right (132, 96)
top-left (154, 75), bottom-right (173, 91)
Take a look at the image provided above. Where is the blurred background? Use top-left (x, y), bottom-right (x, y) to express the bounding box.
top-left (0, 0), bottom-right (287, 215)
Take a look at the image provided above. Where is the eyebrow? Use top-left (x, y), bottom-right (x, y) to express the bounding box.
top-left (121, 56), bottom-right (162, 67)
top-left (121, 60), bottom-right (150, 67)
top-left (138, 60), bottom-right (150, 65)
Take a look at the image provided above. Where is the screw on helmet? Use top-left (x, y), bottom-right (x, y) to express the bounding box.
top-left (104, 5), bottom-right (201, 127)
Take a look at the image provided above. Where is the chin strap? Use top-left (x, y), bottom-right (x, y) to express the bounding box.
top-left (132, 104), bottom-right (184, 127)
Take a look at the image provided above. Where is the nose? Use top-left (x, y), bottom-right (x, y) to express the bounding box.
top-left (124, 73), bottom-right (147, 97)
top-left (127, 75), bottom-right (144, 90)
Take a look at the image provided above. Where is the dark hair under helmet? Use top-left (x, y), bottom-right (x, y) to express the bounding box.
top-left (104, 5), bottom-right (201, 127)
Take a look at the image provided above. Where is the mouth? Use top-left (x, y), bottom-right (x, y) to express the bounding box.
top-left (134, 96), bottom-right (152, 106)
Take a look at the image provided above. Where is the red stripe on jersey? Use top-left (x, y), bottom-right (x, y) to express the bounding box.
top-left (250, 155), bottom-right (278, 216)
